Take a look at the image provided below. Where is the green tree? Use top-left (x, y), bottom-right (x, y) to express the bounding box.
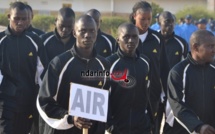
top-left (32, 15), bottom-right (55, 32)
top-left (151, 2), bottom-right (164, 24)
top-left (175, 6), bottom-right (215, 23)
top-left (0, 14), bottom-right (9, 26)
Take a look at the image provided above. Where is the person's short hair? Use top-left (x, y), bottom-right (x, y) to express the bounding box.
top-left (190, 30), bottom-right (214, 48)
top-left (185, 14), bottom-right (192, 20)
top-left (198, 18), bottom-right (207, 25)
top-left (129, 1), bottom-right (152, 24)
top-left (25, 4), bottom-right (33, 13)
top-left (9, 1), bottom-right (26, 11)
top-left (86, 9), bottom-right (101, 16)
top-left (59, 7), bottom-right (75, 19)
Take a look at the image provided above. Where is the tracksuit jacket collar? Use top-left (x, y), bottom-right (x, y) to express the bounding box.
top-left (70, 44), bottom-right (97, 62)
top-left (117, 48), bottom-right (139, 60)
top-left (187, 52), bottom-right (210, 66)
top-left (5, 25), bottom-right (26, 36)
top-left (54, 28), bottom-right (75, 41)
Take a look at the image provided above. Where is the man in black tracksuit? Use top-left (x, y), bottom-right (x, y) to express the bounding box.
top-left (106, 23), bottom-right (151, 134)
top-left (38, 7), bottom-right (76, 134)
top-left (0, 2), bottom-right (47, 133)
top-left (165, 30), bottom-right (215, 134)
top-left (40, 7), bottom-right (76, 64)
top-left (156, 11), bottom-right (188, 134)
top-left (25, 4), bottom-right (45, 36)
top-left (86, 9), bottom-right (116, 57)
top-left (37, 15), bottom-right (110, 134)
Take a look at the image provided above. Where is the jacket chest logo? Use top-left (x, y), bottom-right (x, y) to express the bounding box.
top-left (175, 51), bottom-right (179, 55)
top-left (152, 49), bottom-right (157, 53)
top-left (98, 81), bottom-right (103, 86)
top-left (103, 49), bottom-right (107, 53)
top-left (28, 52), bottom-right (33, 56)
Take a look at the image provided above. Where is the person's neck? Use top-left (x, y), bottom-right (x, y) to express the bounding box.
top-left (76, 45), bottom-right (93, 59)
top-left (161, 32), bottom-right (172, 41)
top-left (61, 36), bottom-right (71, 45)
top-left (138, 28), bottom-right (148, 35)
top-left (192, 53), bottom-right (208, 65)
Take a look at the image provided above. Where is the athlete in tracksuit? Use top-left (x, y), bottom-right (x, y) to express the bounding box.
top-left (37, 45), bottom-right (110, 134)
top-left (0, 26), bottom-right (47, 133)
top-left (86, 9), bottom-right (116, 58)
top-left (164, 30), bottom-right (215, 134)
top-left (40, 29), bottom-right (76, 63)
top-left (106, 23), bottom-right (151, 134)
top-left (37, 15), bottom-right (110, 134)
top-left (106, 49), bottom-right (151, 133)
top-left (136, 28), bottom-right (166, 118)
top-left (157, 11), bottom-right (188, 134)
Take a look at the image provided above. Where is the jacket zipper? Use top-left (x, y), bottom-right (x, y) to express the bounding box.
top-left (202, 68), bottom-right (205, 119)
top-left (129, 59), bottom-right (137, 134)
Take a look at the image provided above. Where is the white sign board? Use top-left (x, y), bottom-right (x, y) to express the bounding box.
top-left (69, 83), bottom-right (109, 122)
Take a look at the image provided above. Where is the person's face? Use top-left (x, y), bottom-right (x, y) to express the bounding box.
top-left (8, 8), bottom-right (28, 34)
top-left (133, 9), bottom-right (152, 34)
top-left (56, 16), bottom-right (74, 39)
top-left (197, 23), bottom-right (206, 30)
top-left (74, 20), bottom-right (97, 49)
top-left (159, 15), bottom-right (174, 37)
top-left (195, 36), bottom-right (215, 63)
top-left (117, 26), bottom-right (139, 55)
top-left (185, 18), bottom-right (192, 24)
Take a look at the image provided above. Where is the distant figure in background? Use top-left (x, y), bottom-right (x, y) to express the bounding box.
top-left (180, 14), bottom-right (197, 51)
top-left (86, 9), bottom-right (116, 57)
top-left (208, 20), bottom-right (215, 35)
top-left (178, 17), bottom-right (184, 26)
top-left (40, 7), bottom-right (76, 63)
top-left (150, 13), bottom-right (160, 31)
top-left (25, 4), bottom-right (45, 36)
top-left (197, 18), bottom-right (207, 30)
top-left (207, 17), bottom-right (213, 30)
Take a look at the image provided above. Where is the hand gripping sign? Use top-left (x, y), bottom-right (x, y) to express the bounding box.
top-left (69, 83), bottom-right (109, 134)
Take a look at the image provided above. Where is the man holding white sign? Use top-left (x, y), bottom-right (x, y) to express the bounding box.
top-left (37, 15), bottom-right (110, 134)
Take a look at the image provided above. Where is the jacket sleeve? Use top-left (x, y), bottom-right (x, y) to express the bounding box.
top-left (167, 69), bottom-right (204, 133)
top-left (36, 57), bottom-right (73, 130)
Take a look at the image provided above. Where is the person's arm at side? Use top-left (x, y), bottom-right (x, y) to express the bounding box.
top-left (167, 69), bottom-right (205, 133)
top-left (36, 57), bottom-right (73, 130)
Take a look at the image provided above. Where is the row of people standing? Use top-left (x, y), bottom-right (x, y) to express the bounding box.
top-left (0, 1), bottom-right (215, 134)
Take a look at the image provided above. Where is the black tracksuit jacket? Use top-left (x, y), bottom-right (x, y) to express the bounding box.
top-left (94, 29), bottom-right (116, 57)
top-left (40, 29), bottom-right (76, 64)
top-left (106, 49), bottom-right (151, 134)
top-left (137, 28), bottom-right (167, 118)
top-left (160, 32), bottom-right (188, 96)
top-left (37, 45), bottom-right (110, 134)
top-left (164, 53), bottom-right (215, 134)
top-left (0, 26), bottom-right (47, 112)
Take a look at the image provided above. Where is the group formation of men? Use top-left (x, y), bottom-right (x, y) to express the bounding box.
top-left (0, 1), bottom-right (215, 134)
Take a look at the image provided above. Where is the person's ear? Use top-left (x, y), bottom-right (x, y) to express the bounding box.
top-left (193, 43), bottom-right (199, 52)
top-left (7, 14), bottom-right (10, 20)
top-left (116, 37), bottom-right (119, 43)
top-left (55, 18), bottom-right (57, 26)
top-left (73, 30), bottom-right (76, 38)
